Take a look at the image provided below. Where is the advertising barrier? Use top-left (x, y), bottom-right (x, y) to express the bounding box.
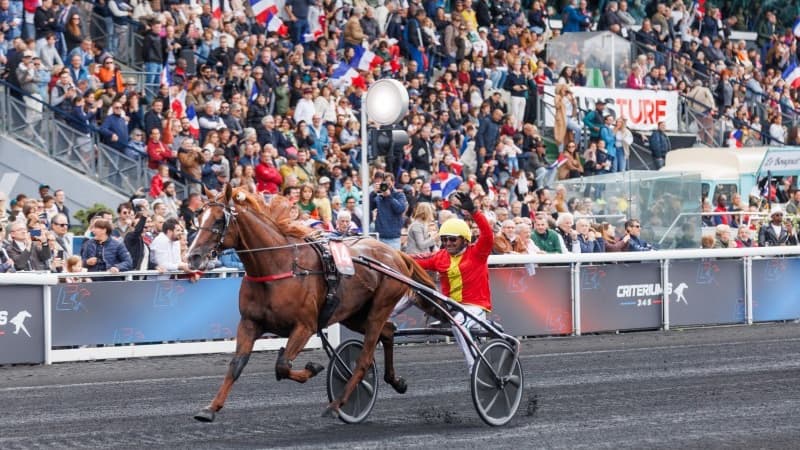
top-left (543, 85), bottom-right (679, 131)
top-left (668, 260), bottom-right (745, 326)
top-left (51, 278), bottom-right (242, 346)
top-left (0, 285), bottom-right (45, 364)
top-left (489, 266), bottom-right (572, 336)
top-left (752, 258), bottom-right (800, 322)
top-left (580, 263), bottom-right (662, 333)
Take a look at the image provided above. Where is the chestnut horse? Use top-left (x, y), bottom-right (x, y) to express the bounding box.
top-left (187, 185), bottom-right (439, 421)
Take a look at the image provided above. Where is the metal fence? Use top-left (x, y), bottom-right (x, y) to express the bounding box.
top-left (0, 83), bottom-right (187, 198)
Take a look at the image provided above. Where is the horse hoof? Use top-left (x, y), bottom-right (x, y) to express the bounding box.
top-left (393, 376), bottom-right (408, 394)
top-left (321, 405), bottom-right (340, 419)
top-left (306, 361), bottom-right (325, 377)
top-left (194, 408), bottom-right (216, 423)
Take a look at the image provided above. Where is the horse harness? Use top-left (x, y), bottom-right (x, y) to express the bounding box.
top-left (198, 202), bottom-right (361, 330)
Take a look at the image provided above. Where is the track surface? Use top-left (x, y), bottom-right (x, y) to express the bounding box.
top-left (3, 323), bottom-right (800, 449)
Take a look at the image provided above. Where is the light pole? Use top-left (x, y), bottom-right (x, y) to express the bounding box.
top-left (360, 79), bottom-right (409, 237)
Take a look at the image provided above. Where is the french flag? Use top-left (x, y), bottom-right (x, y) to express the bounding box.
top-left (160, 64), bottom-right (170, 87)
top-left (186, 104), bottom-right (200, 138)
top-left (303, 29), bottom-right (324, 43)
top-left (782, 62), bottom-right (800, 89)
top-left (211, 0), bottom-right (222, 19)
top-left (793, 17), bottom-right (800, 38)
top-left (331, 63), bottom-right (365, 89)
top-left (728, 129), bottom-right (743, 148)
top-left (547, 153), bottom-right (569, 170)
top-left (352, 45), bottom-right (384, 72)
top-left (170, 89), bottom-right (186, 118)
top-left (692, 0), bottom-right (705, 17)
top-left (431, 172), bottom-right (462, 199)
top-left (252, 1), bottom-right (289, 36)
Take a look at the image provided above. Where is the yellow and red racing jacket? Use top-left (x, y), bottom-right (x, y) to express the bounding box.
top-left (414, 211), bottom-right (494, 311)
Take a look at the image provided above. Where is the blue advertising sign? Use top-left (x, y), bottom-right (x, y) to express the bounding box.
top-left (668, 259), bottom-right (745, 326)
top-left (51, 278), bottom-right (242, 346)
top-left (752, 258), bottom-right (800, 322)
top-left (580, 263), bottom-right (662, 333)
top-left (0, 286), bottom-right (44, 364)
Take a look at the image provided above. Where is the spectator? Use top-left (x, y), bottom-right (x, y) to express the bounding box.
top-left (3, 221), bottom-right (51, 271)
top-left (405, 201), bottom-right (437, 255)
top-left (735, 227), bottom-right (755, 248)
top-left (582, 100), bottom-right (606, 143)
top-left (150, 217), bottom-right (192, 273)
top-left (758, 207), bottom-right (791, 247)
top-left (81, 218), bottom-right (132, 273)
top-left (530, 214), bottom-right (561, 253)
top-left (624, 219), bottom-right (653, 251)
top-left (648, 120), bottom-right (671, 169)
top-left (369, 172), bottom-right (407, 249)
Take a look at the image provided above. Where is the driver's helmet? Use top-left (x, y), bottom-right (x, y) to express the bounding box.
top-left (439, 218), bottom-right (472, 242)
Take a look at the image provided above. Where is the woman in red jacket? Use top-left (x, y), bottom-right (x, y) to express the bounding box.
top-left (146, 128), bottom-right (175, 170)
top-left (254, 153), bottom-right (282, 195)
top-left (413, 192), bottom-right (494, 371)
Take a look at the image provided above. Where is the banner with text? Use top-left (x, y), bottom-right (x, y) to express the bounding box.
top-left (580, 263), bottom-right (662, 333)
top-left (544, 86), bottom-right (679, 131)
top-left (0, 286), bottom-right (44, 364)
top-left (668, 259), bottom-right (745, 326)
top-left (51, 278), bottom-right (242, 346)
top-left (752, 258), bottom-right (800, 322)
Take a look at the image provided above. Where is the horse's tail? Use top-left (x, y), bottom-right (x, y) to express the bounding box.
top-left (397, 252), bottom-right (449, 323)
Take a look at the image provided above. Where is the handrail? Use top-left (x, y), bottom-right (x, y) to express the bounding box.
top-left (488, 244), bottom-right (800, 265)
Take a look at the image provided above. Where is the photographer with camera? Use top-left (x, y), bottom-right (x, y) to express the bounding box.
top-left (369, 172), bottom-right (407, 250)
top-left (3, 220), bottom-right (52, 271)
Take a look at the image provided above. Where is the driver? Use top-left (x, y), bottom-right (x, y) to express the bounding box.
top-left (412, 192), bottom-right (494, 371)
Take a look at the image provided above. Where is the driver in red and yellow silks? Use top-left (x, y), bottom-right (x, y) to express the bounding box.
top-left (413, 192), bottom-right (493, 370)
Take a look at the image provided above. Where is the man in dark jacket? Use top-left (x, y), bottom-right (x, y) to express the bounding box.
top-left (648, 120), bottom-right (671, 169)
top-left (81, 218), bottom-right (133, 273)
top-left (142, 21), bottom-right (167, 100)
top-left (758, 207), bottom-right (791, 247)
top-left (99, 100), bottom-right (130, 152)
top-left (624, 219), bottom-right (653, 251)
top-left (369, 173), bottom-right (407, 250)
top-left (3, 222), bottom-right (51, 271)
top-left (476, 108), bottom-right (502, 166)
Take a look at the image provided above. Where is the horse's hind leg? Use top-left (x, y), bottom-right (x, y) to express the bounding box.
top-left (379, 321), bottom-right (407, 394)
top-left (275, 325), bottom-right (324, 383)
top-left (195, 319), bottom-right (262, 422)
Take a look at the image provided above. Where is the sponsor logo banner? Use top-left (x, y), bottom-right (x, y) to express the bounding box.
top-left (580, 263), bottom-right (662, 333)
top-left (752, 258), bottom-right (800, 322)
top-left (0, 286), bottom-right (44, 364)
top-left (668, 259), bottom-right (745, 326)
top-left (544, 86), bottom-right (679, 131)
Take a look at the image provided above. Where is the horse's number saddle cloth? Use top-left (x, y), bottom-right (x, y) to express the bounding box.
top-left (329, 240), bottom-right (355, 276)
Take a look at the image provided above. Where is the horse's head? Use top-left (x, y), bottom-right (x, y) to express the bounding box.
top-left (187, 184), bottom-right (240, 271)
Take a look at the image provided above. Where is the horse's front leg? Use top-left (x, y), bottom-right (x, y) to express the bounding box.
top-left (275, 325), bottom-right (324, 383)
top-left (379, 321), bottom-right (407, 394)
top-left (195, 319), bottom-right (262, 422)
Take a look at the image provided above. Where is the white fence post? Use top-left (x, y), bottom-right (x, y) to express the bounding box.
top-left (572, 262), bottom-right (581, 336)
top-left (661, 259), bottom-right (670, 331)
top-left (745, 257), bottom-right (753, 325)
top-left (43, 285), bottom-right (52, 365)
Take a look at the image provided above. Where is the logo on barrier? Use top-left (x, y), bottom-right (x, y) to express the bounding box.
top-left (615, 281), bottom-right (689, 306)
top-left (0, 309), bottom-right (33, 338)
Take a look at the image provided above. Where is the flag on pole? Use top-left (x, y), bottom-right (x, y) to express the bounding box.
top-left (303, 29), bottom-right (324, 43)
top-left (251, 0), bottom-right (289, 36)
top-left (547, 153), bottom-right (569, 170)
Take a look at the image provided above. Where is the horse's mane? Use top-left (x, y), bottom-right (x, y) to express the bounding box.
top-left (229, 187), bottom-right (311, 239)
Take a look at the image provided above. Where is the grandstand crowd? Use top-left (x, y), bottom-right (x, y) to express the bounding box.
top-left (1, 0), bottom-right (800, 274)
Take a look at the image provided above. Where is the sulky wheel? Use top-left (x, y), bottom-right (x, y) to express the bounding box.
top-left (470, 339), bottom-right (524, 427)
top-left (326, 339), bottom-right (378, 424)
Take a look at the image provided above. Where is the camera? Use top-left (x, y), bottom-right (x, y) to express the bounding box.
top-left (379, 182), bottom-right (389, 192)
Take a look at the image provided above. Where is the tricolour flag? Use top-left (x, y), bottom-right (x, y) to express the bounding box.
top-left (160, 64), bottom-right (170, 87)
top-left (250, 0), bottom-right (275, 24)
top-left (793, 17), bottom-right (800, 38)
top-left (782, 62), bottom-right (800, 88)
top-left (547, 153), bottom-right (569, 170)
top-left (170, 89), bottom-right (186, 118)
top-left (331, 63), bottom-right (362, 88)
top-left (186, 104), bottom-right (200, 138)
top-left (211, 0), bottom-right (222, 19)
top-left (431, 172), bottom-right (462, 200)
top-left (692, 0), bottom-right (705, 17)
top-left (303, 29), bottom-right (324, 43)
top-left (352, 45), bottom-right (384, 72)
top-left (728, 129), bottom-right (743, 148)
